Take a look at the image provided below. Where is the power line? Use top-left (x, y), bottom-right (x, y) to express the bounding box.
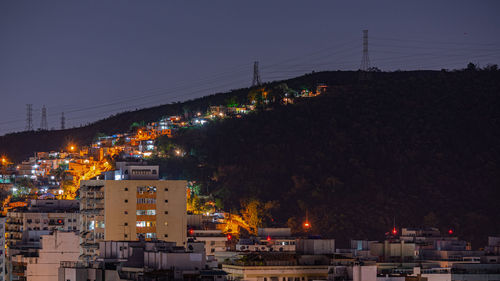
top-left (61, 112), bottom-right (65, 130)
top-left (40, 105), bottom-right (48, 130)
top-left (360, 29), bottom-right (371, 71)
top-left (252, 61), bottom-right (262, 87)
top-left (25, 104), bottom-right (33, 131)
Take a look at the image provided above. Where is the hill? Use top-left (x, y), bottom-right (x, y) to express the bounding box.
top-left (0, 71), bottom-right (340, 162)
top-left (2, 69), bottom-right (499, 248)
top-left (153, 70), bottom-right (500, 248)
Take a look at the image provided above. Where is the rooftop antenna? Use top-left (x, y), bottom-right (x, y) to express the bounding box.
top-left (252, 61), bottom-right (262, 87)
top-left (303, 210), bottom-right (311, 231)
top-left (392, 217), bottom-right (397, 235)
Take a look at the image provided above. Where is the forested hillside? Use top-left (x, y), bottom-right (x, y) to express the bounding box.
top-left (155, 70), bottom-right (500, 248)
top-left (2, 69), bottom-right (499, 248)
top-left (0, 71), bottom-right (337, 162)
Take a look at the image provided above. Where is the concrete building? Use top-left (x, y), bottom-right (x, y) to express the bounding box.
top-left (79, 167), bottom-right (187, 261)
top-left (223, 264), bottom-right (329, 281)
top-left (25, 231), bottom-right (79, 281)
top-left (5, 200), bottom-right (79, 247)
top-left (59, 240), bottom-right (217, 281)
top-left (5, 200), bottom-right (79, 281)
top-left (235, 228), bottom-right (296, 253)
top-left (328, 264), bottom-right (377, 281)
top-left (0, 217), bottom-right (6, 281)
top-left (189, 229), bottom-right (228, 255)
top-left (297, 239), bottom-right (335, 255)
top-left (370, 240), bottom-right (416, 262)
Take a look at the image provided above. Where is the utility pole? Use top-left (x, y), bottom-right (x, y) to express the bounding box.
top-left (61, 112), bottom-right (65, 130)
top-left (26, 104), bottom-right (33, 131)
top-left (252, 61), bottom-right (262, 87)
top-left (40, 105), bottom-right (48, 130)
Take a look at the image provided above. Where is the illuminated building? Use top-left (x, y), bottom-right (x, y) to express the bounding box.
top-left (5, 200), bottom-right (79, 281)
top-left (79, 163), bottom-right (187, 261)
top-left (58, 240), bottom-right (220, 281)
top-left (0, 216), bottom-right (6, 281)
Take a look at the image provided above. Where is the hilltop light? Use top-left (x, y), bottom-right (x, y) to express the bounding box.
top-left (392, 227), bottom-right (398, 235)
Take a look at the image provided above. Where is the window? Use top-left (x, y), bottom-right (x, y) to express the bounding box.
top-left (124, 211), bottom-right (128, 215)
top-left (137, 198), bottom-right (156, 204)
top-left (124, 234), bottom-right (128, 238)
top-left (164, 234), bottom-right (168, 238)
top-left (136, 210), bottom-right (156, 215)
top-left (165, 200), bottom-right (168, 203)
top-left (124, 188), bottom-right (128, 191)
top-left (136, 221), bottom-right (156, 227)
top-left (124, 222), bottom-right (128, 226)
top-left (164, 188), bottom-right (168, 191)
top-left (124, 199), bottom-right (128, 203)
top-left (164, 211), bottom-right (168, 214)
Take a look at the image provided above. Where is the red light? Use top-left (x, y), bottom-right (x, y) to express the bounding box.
top-left (448, 229), bottom-right (453, 235)
top-left (189, 229), bottom-right (194, 235)
top-left (227, 234), bottom-right (232, 240)
top-left (304, 222), bottom-right (310, 228)
top-left (392, 227), bottom-right (397, 235)
top-left (267, 235), bottom-right (271, 241)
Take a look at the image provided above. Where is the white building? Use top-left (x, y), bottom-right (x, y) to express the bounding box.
top-left (0, 217), bottom-right (6, 281)
top-left (25, 231), bottom-right (79, 281)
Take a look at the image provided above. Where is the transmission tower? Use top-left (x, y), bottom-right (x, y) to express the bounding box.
top-left (61, 112), bottom-right (65, 130)
top-left (252, 61), bottom-right (262, 87)
top-left (360, 30), bottom-right (370, 71)
top-left (26, 104), bottom-right (33, 131)
top-left (40, 105), bottom-right (48, 130)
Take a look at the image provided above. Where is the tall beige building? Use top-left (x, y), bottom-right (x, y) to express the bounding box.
top-left (79, 164), bottom-right (187, 261)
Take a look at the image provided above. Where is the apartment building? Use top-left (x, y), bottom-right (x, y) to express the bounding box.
top-left (79, 163), bottom-right (187, 261)
top-left (5, 200), bottom-right (79, 247)
top-left (0, 217), bottom-right (5, 281)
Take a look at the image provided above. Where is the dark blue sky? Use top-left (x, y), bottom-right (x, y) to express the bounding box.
top-left (1, 1), bottom-right (499, 135)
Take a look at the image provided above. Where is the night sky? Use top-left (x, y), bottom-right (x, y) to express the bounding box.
top-left (1, 1), bottom-right (499, 135)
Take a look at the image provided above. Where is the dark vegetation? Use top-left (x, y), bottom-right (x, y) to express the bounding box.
top-left (2, 69), bottom-right (500, 248)
top-left (156, 70), bottom-right (500, 248)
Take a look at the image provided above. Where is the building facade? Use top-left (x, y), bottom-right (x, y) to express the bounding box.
top-left (79, 178), bottom-right (187, 261)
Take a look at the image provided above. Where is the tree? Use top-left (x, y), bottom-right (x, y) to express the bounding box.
top-left (242, 199), bottom-right (263, 232)
top-left (466, 62), bottom-right (478, 71)
top-left (483, 64), bottom-right (498, 71)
